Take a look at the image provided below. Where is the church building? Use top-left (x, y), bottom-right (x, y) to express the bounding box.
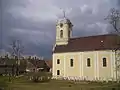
top-left (52, 16), bottom-right (120, 81)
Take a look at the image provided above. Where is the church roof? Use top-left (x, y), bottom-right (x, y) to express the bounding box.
top-left (53, 34), bottom-right (120, 53)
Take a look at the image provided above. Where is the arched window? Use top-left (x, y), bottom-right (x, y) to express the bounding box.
top-left (87, 58), bottom-right (91, 67)
top-left (60, 30), bottom-right (63, 38)
top-left (70, 59), bottom-right (73, 67)
top-left (103, 58), bottom-right (107, 67)
top-left (57, 59), bottom-right (60, 64)
top-left (57, 70), bottom-right (60, 75)
top-left (68, 30), bottom-right (70, 37)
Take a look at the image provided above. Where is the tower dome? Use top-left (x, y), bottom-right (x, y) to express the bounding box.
top-left (56, 17), bottom-right (73, 28)
top-left (56, 9), bottom-right (73, 26)
top-left (57, 18), bottom-right (71, 24)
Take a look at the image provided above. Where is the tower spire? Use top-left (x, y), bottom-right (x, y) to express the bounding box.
top-left (63, 10), bottom-right (66, 18)
top-left (60, 8), bottom-right (66, 18)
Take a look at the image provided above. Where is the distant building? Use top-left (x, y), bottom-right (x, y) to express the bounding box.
top-left (52, 16), bottom-right (120, 81)
top-left (26, 58), bottom-right (51, 72)
top-left (45, 60), bottom-right (52, 72)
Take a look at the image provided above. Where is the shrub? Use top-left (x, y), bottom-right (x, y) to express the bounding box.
top-left (26, 72), bottom-right (52, 83)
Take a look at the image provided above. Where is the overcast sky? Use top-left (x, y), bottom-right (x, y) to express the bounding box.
top-left (0, 0), bottom-right (120, 59)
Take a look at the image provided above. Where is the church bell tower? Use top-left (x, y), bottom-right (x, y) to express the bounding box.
top-left (55, 11), bottom-right (73, 45)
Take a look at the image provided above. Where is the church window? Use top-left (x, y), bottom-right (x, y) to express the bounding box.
top-left (57, 59), bottom-right (60, 64)
top-left (68, 30), bottom-right (70, 37)
top-left (70, 59), bottom-right (73, 67)
top-left (60, 23), bottom-right (63, 28)
top-left (60, 30), bottom-right (63, 38)
top-left (103, 58), bottom-right (107, 67)
top-left (87, 58), bottom-right (91, 67)
top-left (57, 70), bottom-right (60, 75)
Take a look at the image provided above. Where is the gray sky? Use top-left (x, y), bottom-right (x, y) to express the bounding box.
top-left (0, 0), bottom-right (120, 59)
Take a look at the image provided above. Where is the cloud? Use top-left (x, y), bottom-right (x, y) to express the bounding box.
top-left (7, 0), bottom-right (60, 21)
top-left (0, 0), bottom-right (119, 58)
top-left (117, 0), bottom-right (120, 7)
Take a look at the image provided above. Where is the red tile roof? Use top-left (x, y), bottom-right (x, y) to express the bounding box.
top-left (28, 59), bottom-right (46, 68)
top-left (53, 34), bottom-right (120, 53)
top-left (45, 60), bottom-right (52, 68)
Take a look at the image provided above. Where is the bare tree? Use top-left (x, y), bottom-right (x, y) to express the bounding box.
top-left (10, 40), bottom-right (24, 76)
top-left (105, 8), bottom-right (120, 34)
top-left (105, 8), bottom-right (120, 82)
top-left (10, 40), bottom-right (24, 58)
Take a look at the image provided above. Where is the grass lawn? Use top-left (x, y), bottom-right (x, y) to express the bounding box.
top-left (0, 76), bottom-right (120, 90)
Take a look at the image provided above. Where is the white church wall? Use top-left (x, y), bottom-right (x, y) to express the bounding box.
top-left (52, 50), bottom-right (116, 81)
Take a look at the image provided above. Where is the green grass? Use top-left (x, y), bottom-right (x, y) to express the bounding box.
top-left (9, 80), bottom-right (120, 90)
top-left (9, 78), bottom-right (120, 90)
top-left (0, 76), bottom-right (120, 90)
top-left (0, 76), bottom-right (9, 90)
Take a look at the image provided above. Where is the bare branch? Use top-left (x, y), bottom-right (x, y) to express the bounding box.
top-left (106, 8), bottom-right (120, 81)
top-left (10, 40), bottom-right (24, 58)
top-left (105, 8), bottom-right (120, 34)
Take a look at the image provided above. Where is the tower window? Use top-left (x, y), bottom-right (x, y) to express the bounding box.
top-left (68, 30), bottom-right (70, 37)
top-left (103, 58), bottom-right (107, 67)
top-left (57, 70), bottom-right (60, 75)
top-left (60, 23), bottom-right (63, 28)
top-left (57, 59), bottom-right (60, 64)
top-left (70, 59), bottom-right (73, 67)
top-left (60, 30), bottom-right (63, 38)
top-left (87, 58), bottom-right (91, 67)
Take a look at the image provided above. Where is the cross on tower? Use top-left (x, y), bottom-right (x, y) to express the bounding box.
top-left (60, 8), bottom-right (66, 18)
top-left (63, 10), bottom-right (66, 18)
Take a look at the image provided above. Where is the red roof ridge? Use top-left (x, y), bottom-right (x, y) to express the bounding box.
top-left (54, 33), bottom-right (119, 53)
top-left (70, 34), bottom-right (118, 40)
